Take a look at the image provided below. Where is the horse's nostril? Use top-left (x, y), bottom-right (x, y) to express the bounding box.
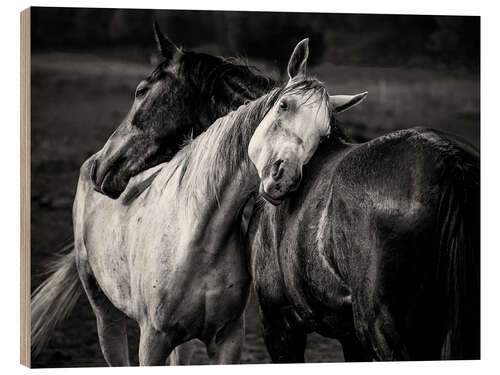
top-left (271, 159), bottom-right (284, 181)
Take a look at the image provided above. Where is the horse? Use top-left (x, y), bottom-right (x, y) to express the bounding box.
top-left (30, 22), bottom-right (273, 362)
top-left (248, 62), bottom-right (480, 361)
top-left (30, 39), bottom-right (348, 366)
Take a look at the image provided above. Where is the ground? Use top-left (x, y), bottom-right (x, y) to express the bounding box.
top-left (30, 53), bottom-right (479, 367)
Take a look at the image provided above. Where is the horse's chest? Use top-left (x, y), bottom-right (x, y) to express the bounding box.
top-left (83, 211), bottom-right (133, 311)
top-left (146, 238), bottom-right (251, 339)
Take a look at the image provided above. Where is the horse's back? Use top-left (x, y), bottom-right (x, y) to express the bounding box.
top-left (335, 127), bottom-right (478, 228)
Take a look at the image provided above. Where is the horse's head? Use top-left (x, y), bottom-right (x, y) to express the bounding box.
top-left (91, 23), bottom-right (272, 199)
top-left (249, 39), bottom-right (367, 205)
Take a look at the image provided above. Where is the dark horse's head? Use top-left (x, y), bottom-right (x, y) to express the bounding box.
top-left (91, 23), bottom-right (273, 198)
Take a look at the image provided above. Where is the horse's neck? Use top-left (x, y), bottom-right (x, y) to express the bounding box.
top-left (184, 161), bottom-right (259, 253)
top-left (181, 114), bottom-right (264, 249)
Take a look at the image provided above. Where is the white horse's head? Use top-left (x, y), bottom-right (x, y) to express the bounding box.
top-left (248, 39), bottom-right (367, 205)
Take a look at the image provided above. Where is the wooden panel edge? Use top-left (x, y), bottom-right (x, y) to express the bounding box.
top-left (20, 7), bottom-right (31, 368)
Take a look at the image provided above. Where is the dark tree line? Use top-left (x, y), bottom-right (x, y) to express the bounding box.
top-left (31, 7), bottom-right (479, 70)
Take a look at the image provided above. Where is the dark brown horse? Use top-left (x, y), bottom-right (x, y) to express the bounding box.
top-left (248, 123), bottom-right (480, 361)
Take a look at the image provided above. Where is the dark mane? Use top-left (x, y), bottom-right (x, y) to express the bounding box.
top-left (180, 51), bottom-right (275, 121)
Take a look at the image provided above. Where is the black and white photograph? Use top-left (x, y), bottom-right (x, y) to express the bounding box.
top-left (21, 5), bottom-right (479, 368)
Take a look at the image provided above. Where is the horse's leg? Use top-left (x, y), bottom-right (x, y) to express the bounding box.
top-left (93, 304), bottom-right (130, 366)
top-left (338, 333), bottom-right (369, 362)
top-left (366, 305), bottom-right (408, 360)
top-left (138, 324), bottom-right (175, 366)
top-left (206, 316), bottom-right (245, 364)
top-left (77, 263), bottom-right (130, 366)
top-left (261, 309), bottom-right (307, 363)
top-left (168, 341), bottom-right (196, 365)
top-left (351, 249), bottom-right (411, 361)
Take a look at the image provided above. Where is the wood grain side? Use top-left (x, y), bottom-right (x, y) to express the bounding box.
top-left (20, 7), bottom-right (31, 368)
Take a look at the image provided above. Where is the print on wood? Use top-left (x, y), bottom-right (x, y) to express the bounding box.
top-left (21, 6), bottom-right (480, 367)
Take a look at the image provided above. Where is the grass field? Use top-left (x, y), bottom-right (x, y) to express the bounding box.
top-left (30, 52), bottom-right (479, 367)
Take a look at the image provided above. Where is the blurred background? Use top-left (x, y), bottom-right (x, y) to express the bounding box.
top-left (30, 7), bottom-right (480, 367)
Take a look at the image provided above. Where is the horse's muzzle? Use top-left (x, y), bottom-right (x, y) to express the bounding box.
top-left (259, 159), bottom-right (302, 205)
top-left (259, 184), bottom-right (283, 206)
top-left (90, 155), bottom-right (128, 199)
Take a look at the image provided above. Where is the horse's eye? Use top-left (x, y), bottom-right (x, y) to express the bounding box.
top-left (279, 100), bottom-right (288, 111)
top-left (135, 86), bottom-right (148, 98)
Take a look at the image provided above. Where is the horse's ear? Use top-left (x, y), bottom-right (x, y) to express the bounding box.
top-left (330, 92), bottom-right (368, 113)
top-left (153, 21), bottom-right (182, 62)
top-left (287, 38), bottom-right (309, 80)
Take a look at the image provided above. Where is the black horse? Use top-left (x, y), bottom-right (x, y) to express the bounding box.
top-left (248, 122), bottom-right (479, 361)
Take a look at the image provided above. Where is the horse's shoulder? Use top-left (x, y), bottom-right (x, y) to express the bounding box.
top-left (248, 201), bottom-right (288, 302)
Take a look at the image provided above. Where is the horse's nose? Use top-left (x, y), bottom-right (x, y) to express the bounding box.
top-left (271, 159), bottom-right (284, 181)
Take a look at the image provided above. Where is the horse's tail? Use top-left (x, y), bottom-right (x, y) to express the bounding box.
top-left (31, 241), bottom-right (82, 358)
top-left (435, 148), bottom-right (480, 360)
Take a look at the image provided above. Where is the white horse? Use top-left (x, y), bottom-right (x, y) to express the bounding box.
top-left (32, 39), bottom-right (355, 365)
